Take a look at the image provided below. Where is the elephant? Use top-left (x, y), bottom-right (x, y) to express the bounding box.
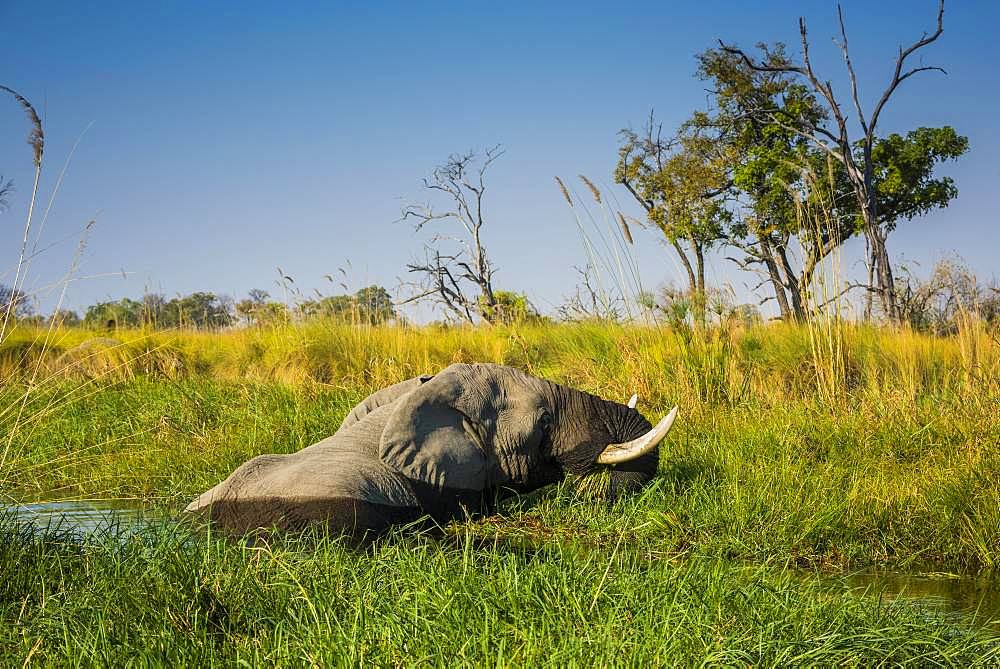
top-left (185, 362), bottom-right (678, 538)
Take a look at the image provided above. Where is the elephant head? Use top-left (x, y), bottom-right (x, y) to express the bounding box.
top-left (186, 363), bottom-right (677, 538)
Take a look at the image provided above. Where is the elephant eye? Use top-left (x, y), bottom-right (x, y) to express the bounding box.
top-left (538, 409), bottom-right (553, 433)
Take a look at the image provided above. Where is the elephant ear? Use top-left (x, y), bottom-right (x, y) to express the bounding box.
top-left (379, 364), bottom-right (490, 492)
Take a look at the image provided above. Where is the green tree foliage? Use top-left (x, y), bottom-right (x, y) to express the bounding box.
top-left (351, 285), bottom-right (396, 324)
top-left (250, 302), bottom-right (290, 325)
top-left (84, 298), bottom-right (144, 329)
top-left (74, 286), bottom-right (397, 330)
top-left (869, 127), bottom-right (968, 230)
top-left (48, 309), bottom-right (80, 327)
top-left (83, 293), bottom-right (232, 329)
top-left (299, 286), bottom-right (396, 325)
top-left (162, 292), bottom-right (233, 328)
top-left (693, 47), bottom-right (856, 321)
top-left (477, 290), bottom-right (543, 325)
top-left (718, 3), bottom-right (956, 321)
top-left (657, 45), bottom-right (968, 322)
top-left (616, 120), bottom-right (732, 324)
top-left (235, 289), bottom-right (273, 325)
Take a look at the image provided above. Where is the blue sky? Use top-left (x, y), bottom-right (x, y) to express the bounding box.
top-left (1, 0), bottom-right (997, 319)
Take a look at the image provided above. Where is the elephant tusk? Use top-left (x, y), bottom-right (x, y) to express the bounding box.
top-left (597, 406), bottom-right (678, 465)
top-left (627, 394), bottom-right (638, 409)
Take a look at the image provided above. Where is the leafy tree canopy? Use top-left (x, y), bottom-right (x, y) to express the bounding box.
top-left (870, 126), bottom-right (968, 230)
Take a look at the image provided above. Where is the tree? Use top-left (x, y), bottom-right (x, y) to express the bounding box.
top-left (694, 43), bottom-right (965, 321)
top-left (140, 293), bottom-right (168, 327)
top-left (352, 285), bottom-right (396, 324)
top-left (720, 1), bottom-right (953, 322)
top-left (236, 289), bottom-right (271, 325)
top-left (478, 290), bottom-right (542, 325)
top-left (249, 301), bottom-right (289, 326)
top-left (693, 46), bottom-right (852, 321)
top-left (302, 286), bottom-right (397, 324)
top-left (48, 309), bottom-right (80, 327)
top-left (161, 292), bottom-right (232, 328)
top-left (0, 284), bottom-right (33, 319)
top-left (401, 146), bottom-right (504, 324)
top-left (84, 298), bottom-right (143, 329)
top-left (616, 116), bottom-right (732, 325)
top-left (84, 293), bottom-right (233, 329)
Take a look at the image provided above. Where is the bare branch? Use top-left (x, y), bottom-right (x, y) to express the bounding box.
top-left (836, 4), bottom-right (869, 136)
top-left (718, 40), bottom-right (805, 76)
top-left (400, 146), bottom-right (504, 322)
top-left (808, 283), bottom-right (860, 310)
top-left (869, 0), bottom-right (945, 134)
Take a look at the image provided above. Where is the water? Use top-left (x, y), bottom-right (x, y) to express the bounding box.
top-left (4, 502), bottom-right (999, 632)
top-left (832, 569), bottom-right (1000, 631)
top-left (3, 500), bottom-right (160, 540)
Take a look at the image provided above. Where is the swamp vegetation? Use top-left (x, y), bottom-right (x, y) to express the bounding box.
top-left (0, 320), bottom-right (997, 664)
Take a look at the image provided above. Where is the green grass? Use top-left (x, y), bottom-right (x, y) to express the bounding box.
top-left (1, 320), bottom-right (998, 664)
top-left (2, 522), bottom-right (997, 666)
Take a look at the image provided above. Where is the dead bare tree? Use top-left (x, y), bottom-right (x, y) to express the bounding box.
top-left (895, 256), bottom-right (997, 333)
top-left (557, 263), bottom-right (623, 321)
top-left (720, 1), bottom-right (947, 323)
top-left (400, 146), bottom-right (504, 324)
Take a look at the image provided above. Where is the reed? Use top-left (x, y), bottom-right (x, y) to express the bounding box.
top-left (1, 318), bottom-right (998, 663)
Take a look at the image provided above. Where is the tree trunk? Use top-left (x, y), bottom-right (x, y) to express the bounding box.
top-left (758, 235), bottom-right (793, 320)
top-left (864, 243), bottom-right (875, 321)
top-left (693, 241), bottom-right (707, 327)
top-left (774, 242), bottom-right (806, 321)
top-left (861, 142), bottom-right (899, 324)
top-left (864, 225), bottom-right (897, 322)
top-left (671, 239), bottom-right (697, 297)
top-left (875, 230), bottom-right (897, 321)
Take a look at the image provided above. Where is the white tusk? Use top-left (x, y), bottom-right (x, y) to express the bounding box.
top-left (597, 406), bottom-right (678, 465)
top-left (627, 394), bottom-right (638, 409)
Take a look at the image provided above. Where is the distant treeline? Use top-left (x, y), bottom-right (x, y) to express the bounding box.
top-left (13, 285), bottom-right (400, 330)
top-left (4, 254), bottom-right (998, 336)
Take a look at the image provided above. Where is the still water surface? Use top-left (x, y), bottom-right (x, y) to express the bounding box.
top-left (830, 569), bottom-right (1000, 631)
top-left (6, 501), bottom-right (999, 632)
top-left (6, 500), bottom-right (160, 539)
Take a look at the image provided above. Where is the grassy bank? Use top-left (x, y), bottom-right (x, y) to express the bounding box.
top-left (2, 320), bottom-right (997, 570)
top-left (1, 320), bottom-right (998, 663)
top-left (2, 521), bottom-right (997, 666)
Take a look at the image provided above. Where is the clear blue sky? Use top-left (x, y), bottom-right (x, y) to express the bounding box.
top-left (1, 0), bottom-right (997, 319)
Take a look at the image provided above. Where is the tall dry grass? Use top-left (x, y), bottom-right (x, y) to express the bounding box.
top-left (2, 318), bottom-right (995, 409)
top-left (2, 318), bottom-right (998, 573)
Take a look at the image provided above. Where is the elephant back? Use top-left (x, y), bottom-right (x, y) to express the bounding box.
top-left (335, 374), bottom-right (434, 437)
top-left (300, 400), bottom-right (398, 459)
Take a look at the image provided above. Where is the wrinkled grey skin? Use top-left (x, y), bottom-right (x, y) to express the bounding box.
top-left (186, 363), bottom-right (658, 538)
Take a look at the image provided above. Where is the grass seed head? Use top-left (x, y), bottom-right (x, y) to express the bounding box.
top-left (617, 212), bottom-right (634, 245)
top-left (0, 85), bottom-right (44, 166)
top-left (578, 174), bottom-right (602, 204)
top-left (554, 176), bottom-right (573, 207)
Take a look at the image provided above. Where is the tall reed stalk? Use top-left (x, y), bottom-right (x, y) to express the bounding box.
top-left (0, 86), bottom-right (44, 345)
top-left (555, 175), bottom-right (646, 321)
top-left (797, 156), bottom-right (848, 405)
